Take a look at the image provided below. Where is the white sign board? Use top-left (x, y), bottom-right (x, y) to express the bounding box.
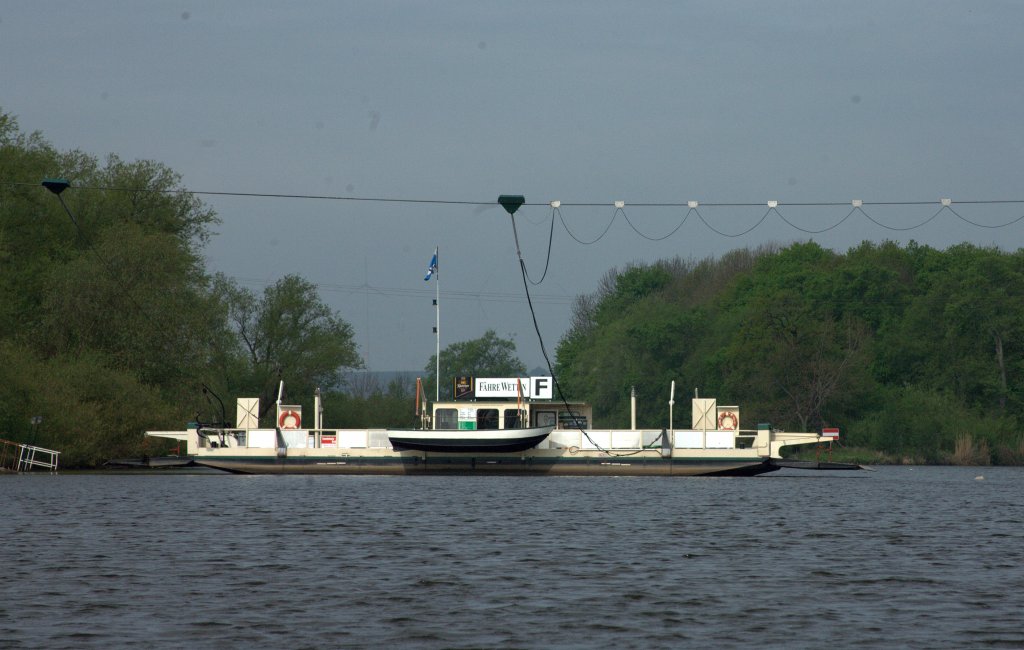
top-left (706, 431), bottom-right (735, 449)
top-left (474, 377), bottom-right (553, 400)
top-left (676, 430), bottom-right (704, 449)
top-left (247, 429), bottom-right (277, 448)
top-left (237, 398), bottom-right (259, 429)
top-left (692, 398), bottom-right (717, 430)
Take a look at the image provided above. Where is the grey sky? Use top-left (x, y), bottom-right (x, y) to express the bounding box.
top-left (3, 1), bottom-right (1023, 372)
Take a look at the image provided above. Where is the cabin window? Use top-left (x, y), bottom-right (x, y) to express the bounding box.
top-left (435, 408), bottom-right (458, 429)
top-left (477, 409), bottom-right (499, 430)
top-left (558, 410), bottom-right (587, 429)
top-left (534, 410), bottom-right (557, 428)
top-left (503, 409), bottom-right (523, 429)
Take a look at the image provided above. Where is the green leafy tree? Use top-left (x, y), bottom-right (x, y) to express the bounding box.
top-left (426, 330), bottom-right (525, 400)
top-left (721, 293), bottom-right (873, 431)
top-left (37, 222), bottom-right (231, 390)
top-left (938, 245), bottom-right (1024, 413)
top-left (0, 109), bottom-right (232, 463)
top-left (326, 376), bottom-right (418, 429)
top-left (2, 110), bottom-right (222, 393)
top-left (217, 274), bottom-right (363, 420)
top-left (0, 340), bottom-right (178, 467)
top-left (714, 243), bottom-right (871, 430)
top-left (552, 240), bottom-right (1024, 460)
top-left (556, 257), bottom-right (764, 426)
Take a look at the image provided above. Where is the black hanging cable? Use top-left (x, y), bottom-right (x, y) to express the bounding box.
top-left (507, 208), bottom-right (660, 457)
top-left (859, 205), bottom-right (946, 232)
top-left (12, 180), bottom-right (1024, 237)
top-left (947, 206), bottom-right (1024, 229)
top-left (523, 207), bottom-right (556, 286)
top-left (693, 206), bottom-right (774, 238)
top-left (52, 190), bottom-right (161, 328)
top-left (774, 206), bottom-right (861, 235)
top-left (556, 206), bottom-right (617, 244)
top-left (619, 207), bottom-right (690, 241)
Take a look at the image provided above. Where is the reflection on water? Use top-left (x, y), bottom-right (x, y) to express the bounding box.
top-left (2, 467), bottom-right (1023, 648)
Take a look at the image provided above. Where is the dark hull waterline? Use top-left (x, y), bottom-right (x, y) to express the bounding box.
top-left (193, 454), bottom-right (783, 476)
top-left (387, 431), bottom-right (551, 453)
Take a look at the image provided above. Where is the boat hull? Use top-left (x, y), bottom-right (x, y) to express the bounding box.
top-left (192, 450), bottom-right (779, 477)
top-left (386, 426), bottom-right (552, 453)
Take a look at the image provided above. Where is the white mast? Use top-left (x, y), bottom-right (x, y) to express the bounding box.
top-left (425, 246), bottom-right (439, 402)
top-left (434, 246), bottom-right (440, 401)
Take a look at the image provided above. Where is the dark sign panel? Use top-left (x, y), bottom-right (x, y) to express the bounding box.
top-left (454, 376), bottom-right (474, 400)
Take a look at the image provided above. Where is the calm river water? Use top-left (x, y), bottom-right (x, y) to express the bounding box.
top-left (2, 466), bottom-right (1023, 649)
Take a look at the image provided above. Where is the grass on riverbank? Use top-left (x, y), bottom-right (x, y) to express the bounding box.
top-left (789, 434), bottom-right (1024, 466)
top-left (788, 445), bottom-right (903, 466)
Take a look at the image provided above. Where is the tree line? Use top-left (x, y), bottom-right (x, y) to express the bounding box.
top-left (0, 111), bottom-right (369, 466)
top-left (4, 108), bottom-right (1021, 466)
top-left (555, 241), bottom-right (1024, 464)
top-left (0, 110), bottom-right (532, 466)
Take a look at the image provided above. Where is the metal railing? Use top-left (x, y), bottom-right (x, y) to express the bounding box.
top-left (1, 439), bottom-right (60, 472)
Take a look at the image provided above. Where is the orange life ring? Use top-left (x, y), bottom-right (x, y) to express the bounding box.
top-left (718, 411), bottom-right (738, 430)
top-left (279, 410), bottom-right (301, 429)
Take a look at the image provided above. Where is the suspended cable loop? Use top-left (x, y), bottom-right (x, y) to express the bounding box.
top-left (619, 207), bottom-right (690, 241)
top-left (774, 206), bottom-right (860, 235)
top-left (522, 208), bottom-right (556, 286)
top-left (694, 207), bottom-right (773, 238)
top-left (946, 207), bottom-right (1024, 229)
top-left (859, 205), bottom-right (947, 232)
top-left (556, 206), bottom-right (617, 245)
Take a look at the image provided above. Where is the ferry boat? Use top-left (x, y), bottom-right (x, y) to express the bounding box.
top-left (145, 377), bottom-right (856, 476)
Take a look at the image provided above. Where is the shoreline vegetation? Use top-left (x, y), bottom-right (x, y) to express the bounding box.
top-left (555, 243), bottom-right (1024, 473)
top-left (4, 110), bottom-right (1024, 469)
top-left (7, 446), bottom-right (1023, 472)
top-left (791, 433), bottom-right (1024, 466)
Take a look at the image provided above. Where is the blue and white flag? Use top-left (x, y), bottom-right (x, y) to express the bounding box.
top-left (424, 248), bottom-right (438, 281)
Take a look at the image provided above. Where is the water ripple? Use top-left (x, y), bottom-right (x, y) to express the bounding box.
top-left (2, 468), bottom-right (1024, 647)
